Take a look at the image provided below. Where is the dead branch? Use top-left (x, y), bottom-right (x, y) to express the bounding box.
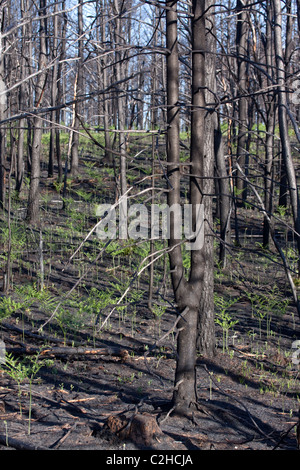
top-left (5, 345), bottom-right (128, 360)
top-left (50, 422), bottom-right (79, 450)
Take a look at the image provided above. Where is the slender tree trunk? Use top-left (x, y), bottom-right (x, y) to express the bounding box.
top-left (215, 116), bottom-right (232, 266)
top-left (113, 0), bottom-right (127, 236)
top-left (235, 0), bottom-right (249, 206)
top-left (26, 0), bottom-right (47, 224)
top-left (16, 118), bottom-right (25, 194)
top-left (0, 4), bottom-right (7, 210)
top-left (97, 0), bottom-right (112, 165)
top-left (263, 2), bottom-right (275, 247)
top-left (148, 6), bottom-right (159, 310)
top-left (15, 0), bottom-right (29, 194)
top-left (70, 0), bottom-right (83, 176)
top-left (48, 1), bottom-right (59, 178)
top-left (284, 0), bottom-right (294, 77)
top-left (278, 0), bottom-right (294, 206)
top-left (207, 3), bottom-right (231, 267)
top-left (26, 9), bottom-right (33, 176)
top-left (4, 127), bottom-right (16, 292)
top-left (55, 3), bottom-right (67, 182)
top-left (273, 0), bottom-right (300, 273)
top-left (297, 0), bottom-right (300, 34)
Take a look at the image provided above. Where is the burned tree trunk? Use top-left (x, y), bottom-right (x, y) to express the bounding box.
top-left (113, 0), bottom-right (128, 237)
top-left (0, 4), bottom-right (7, 210)
top-left (26, 0), bottom-right (47, 224)
top-left (70, 0), bottom-right (83, 177)
top-left (273, 0), bottom-right (300, 273)
top-left (48, 1), bottom-right (59, 178)
top-left (166, 0), bottom-right (215, 415)
top-left (235, 0), bottom-right (249, 206)
top-left (263, 1), bottom-right (276, 248)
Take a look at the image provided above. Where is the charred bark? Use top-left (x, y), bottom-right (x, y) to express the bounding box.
top-left (235, 0), bottom-right (249, 207)
top-left (26, 0), bottom-right (47, 224)
top-left (70, 0), bottom-right (83, 177)
top-left (0, 4), bottom-right (7, 210)
top-left (166, 0), bottom-right (215, 415)
top-left (273, 0), bottom-right (300, 272)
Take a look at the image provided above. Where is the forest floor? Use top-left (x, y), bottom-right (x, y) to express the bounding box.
top-left (0, 153), bottom-right (300, 452)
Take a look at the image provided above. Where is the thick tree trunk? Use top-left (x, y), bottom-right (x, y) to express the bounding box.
top-left (173, 306), bottom-right (199, 411)
top-left (167, 0), bottom-right (215, 415)
top-left (197, 0), bottom-right (215, 355)
top-left (166, 0), bottom-right (192, 412)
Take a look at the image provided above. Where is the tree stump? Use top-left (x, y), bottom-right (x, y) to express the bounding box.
top-left (106, 414), bottom-right (129, 440)
top-left (128, 413), bottom-right (164, 447)
top-left (105, 412), bottom-right (169, 447)
top-left (104, 412), bottom-right (177, 448)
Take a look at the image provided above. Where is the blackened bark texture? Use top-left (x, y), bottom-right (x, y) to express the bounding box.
top-left (16, 0), bottom-right (28, 194)
top-left (55, 4), bottom-right (67, 182)
top-left (263, 2), bottom-right (275, 247)
top-left (97, 0), bottom-right (112, 165)
top-left (235, 0), bottom-right (249, 206)
top-left (273, 0), bottom-right (300, 272)
top-left (48, 1), bottom-right (59, 178)
top-left (0, 2), bottom-right (8, 209)
top-left (70, 0), bottom-right (83, 176)
top-left (26, 0), bottom-right (47, 224)
top-left (167, 0), bottom-right (215, 415)
top-left (197, 0), bottom-right (215, 355)
top-left (207, 1), bottom-right (231, 268)
top-left (215, 117), bottom-right (232, 266)
top-left (166, 0), bottom-right (185, 301)
top-left (0, 4), bottom-right (7, 210)
top-left (166, 0), bottom-right (192, 413)
top-left (113, 0), bottom-right (127, 236)
top-left (113, 0), bottom-right (127, 229)
top-left (26, 2), bottom-right (33, 176)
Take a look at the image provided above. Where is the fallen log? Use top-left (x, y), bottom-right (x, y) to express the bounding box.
top-left (5, 345), bottom-right (129, 360)
top-left (0, 433), bottom-right (49, 450)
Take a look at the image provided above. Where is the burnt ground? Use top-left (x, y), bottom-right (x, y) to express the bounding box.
top-left (0, 161), bottom-right (300, 453)
top-left (0, 281), bottom-right (299, 452)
